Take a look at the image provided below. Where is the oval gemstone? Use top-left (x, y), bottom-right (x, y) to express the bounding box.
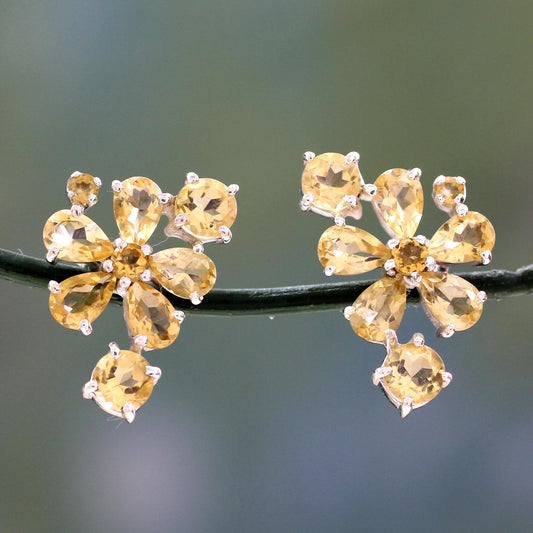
top-left (112, 243), bottom-right (149, 280)
top-left (317, 225), bottom-right (388, 275)
top-left (113, 177), bottom-right (163, 244)
top-left (381, 342), bottom-right (445, 406)
top-left (150, 248), bottom-right (217, 299)
top-left (66, 172), bottom-right (99, 207)
top-left (301, 152), bottom-right (362, 215)
top-left (43, 210), bottom-right (114, 262)
top-left (91, 350), bottom-right (155, 413)
top-left (349, 277), bottom-right (407, 343)
top-left (49, 272), bottom-right (116, 329)
top-left (419, 272), bottom-right (483, 331)
top-left (174, 178), bottom-right (237, 240)
top-left (372, 169), bottom-right (424, 238)
top-left (428, 211), bottom-right (496, 264)
top-left (125, 282), bottom-right (180, 349)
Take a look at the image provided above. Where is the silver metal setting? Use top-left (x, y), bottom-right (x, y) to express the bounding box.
top-left (324, 265), bottom-right (336, 277)
top-left (46, 246), bottom-right (60, 263)
top-left (172, 310), bottom-right (186, 323)
top-left (455, 203), bottom-right (469, 217)
top-left (88, 193), bottom-right (98, 206)
top-left (122, 402), bottom-right (136, 423)
top-left (403, 272), bottom-right (422, 289)
top-left (79, 319), bottom-right (92, 336)
top-left (441, 372), bottom-right (453, 388)
top-left (372, 366), bottom-right (393, 386)
top-left (218, 225), bottom-right (232, 244)
top-left (227, 184), bottom-right (239, 196)
top-left (174, 213), bottom-right (188, 227)
top-left (193, 243), bottom-right (204, 254)
top-left (133, 334), bottom-right (148, 350)
top-left (384, 329), bottom-right (398, 352)
top-left (140, 269), bottom-right (152, 282)
top-left (185, 172), bottom-right (200, 185)
top-left (102, 259), bottom-right (114, 273)
top-left (414, 234), bottom-right (429, 246)
top-left (387, 238), bottom-right (400, 249)
top-left (93, 177), bottom-right (102, 187)
top-left (455, 176), bottom-right (466, 185)
top-left (436, 322), bottom-right (455, 338)
top-left (411, 332), bottom-right (425, 347)
top-left (116, 276), bottom-right (132, 297)
top-left (477, 291), bottom-right (487, 304)
top-left (70, 204), bottom-right (84, 216)
top-left (145, 365), bottom-right (162, 384)
top-left (300, 193), bottom-right (314, 211)
top-left (425, 256), bottom-right (437, 271)
top-left (70, 171), bottom-right (82, 178)
top-left (111, 180), bottom-right (123, 193)
top-left (433, 175), bottom-right (445, 186)
top-left (159, 192), bottom-right (173, 204)
top-left (302, 151), bottom-right (316, 165)
top-left (109, 342), bottom-right (121, 358)
top-left (345, 151), bottom-right (360, 165)
top-left (384, 258), bottom-right (396, 277)
top-left (82, 380), bottom-right (98, 399)
top-left (400, 396), bottom-right (414, 418)
top-left (408, 168), bottom-right (422, 180)
top-left (48, 280), bottom-right (61, 293)
top-left (362, 183), bottom-right (377, 198)
top-left (190, 291), bottom-right (203, 305)
top-left (141, 244), bottom-right (152, 256)
top-left (334, 216), bottom-right (345, 226)
top-left (343, 306), bottom-right (355, 320)
top-left (342, 194), bottom-right (358, 207)
top-left (480, 250), bottom-right (492, 265)
top-left (113, 238), bottom-right (127, 251)
top-left (67, 190), bottom-right (75, 199)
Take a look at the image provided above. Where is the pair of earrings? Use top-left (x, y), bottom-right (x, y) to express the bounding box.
top-left (43, 151), bottom-right (495, 422)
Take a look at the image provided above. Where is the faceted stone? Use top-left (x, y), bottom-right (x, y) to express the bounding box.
top-left (125, 282), bottom-right (180, 349)
top-left (317, 225), bottom-right (389, 275)
top-left (433, 176), bottom-right (465, 208)
top-left (420, 272), bottom-right (483, 330)
top-left (112, 244), bottom-right (149, 280)
top-left (174, 178), bottom-right (237, 240)
top-left (49, 272), bottom-right (115, 329)
top-left (391, 238), bottom-right (428, 275)
top-left (301, 152), bottom-right (362, 215)
top-left (43, 210), bottom-right (114, 262)
top-left (91, 350), bottom-right (155, 413)
top-left (66, 173), bottom-right (99, 207)
top-left (113, 177), bottom-right (162, 245)
top-left (372, 169), bottom-right (424, 238)
top-left (428, 211), bottom-right (496, 264)
top-left (349, 277), bottom-right (407, 343)
top-left (150, 248), bottom-right (217, 298)
top-left (381, 342), bottom-right (445, 406)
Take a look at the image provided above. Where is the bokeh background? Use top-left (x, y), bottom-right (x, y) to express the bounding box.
top-left (1, 1), bottom-right (532, 532)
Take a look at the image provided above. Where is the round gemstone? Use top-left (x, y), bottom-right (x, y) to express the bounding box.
top-left (66, 173), bottom-right (99, 207)
top-left (112, 244), bottom-right (149, 280)
top-left (433, 176), bottom-right (465, 208)
top-left (391, 238), bottom-right (428, 275)
top-left (301, 153), bottom-right (361, 215)
top-left (174, 178), bottom-right (237, 240)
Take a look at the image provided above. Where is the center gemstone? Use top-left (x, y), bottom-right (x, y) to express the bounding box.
top-left (391, 238), bottom-right (428, 275)
top-left (112, 244), bottom-right (148, 279)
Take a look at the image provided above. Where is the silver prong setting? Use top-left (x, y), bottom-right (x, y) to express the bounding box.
top-left (372, 366), bottom-right (393, 386)
top-left (343, 306), bottom-right (355, 320)
top-left (116, 276), bottom-right (132, 297)
top-left (109, 342), bottom-right (121, 358)
top-left (70, 204), bottom-right (84, 216)
top-left (173, 310), bottom-right (185, 324)
top-left (324, 265), bottom-right (336, 277)
top-left (102, 259), bottom-right (114, 273)
top-left (384, 258), bottom-right (396, 277)
top-left (190, 291), bottom-right (203, 305)
top-left (79, 319), bottom-right (92, 336)
top-left (113, 238), bottom-right (127, 252)
top-left (145, 365), bottom-right (162, 384)
top-left (403, 272), bottom-right (421, 289)
top-left (441, 371), bottom-right (453, 388)
top-left (111, 180), bottom-right (123, 193)
top-left (193, 243), bottom-right (204, 254)
top-left (411, 332), bottom-right (425, 347)
top-left (345, 151), bottom-right (360, 165)
top-left (70, 171), bottom-right (82, 178)
top-left (408, 168), bottom-right (422, 180)
top-left (218, 225), bottom-right (232, 244)
top-left (334, 216), bottom-right (345, 226)
top-left (455, 203), bottom-right (469, 217)
top-left (122, 402), bottom-right (136, 423)
top-left (48, 280), bottom-right (61, 293)
top-left (400, 396), bottom-right (414, 418)
top-left (140, 269), bottom-right (152, 282)
top-left (437, 323), bottom-right (455, 338)
top-left (46, 246), bottom-right (60, 263)
top-left (93, 177), bottom-right (102, 187)
top-left (174, 213), bottom-right (188, 227)
top-left (300, 193), bottom-right (314, 211)
top-left (477, 291), bottom-right (487, 304)
top-left (480, 250), bottom-right (492, 265)
top-left (159, 192), bottom-right (173, 204)
top-left (82, 380), bottom-right (98, 399)
top-left (227, 184), bottom-right (239, 196)
top-left (302, 151), bottom-right (315, 165)
top-left (141, 244), bottom-right (153, 256)
top-left (185, 172), bottom-right (200, 185)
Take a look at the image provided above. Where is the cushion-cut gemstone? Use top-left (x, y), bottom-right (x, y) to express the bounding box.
top-left (433, 176), bottom-right (465, 208)
top-left (112, 244), bottom-right (149, 280)
top-left (66, 172), bottom-right (99, 207)
top-left (391, 238), bottom-right (428, 275)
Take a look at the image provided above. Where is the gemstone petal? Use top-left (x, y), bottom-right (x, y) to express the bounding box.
top-left (125, 282), bottom-right (180, 349)
top-left (349, 277), bottom-right (407, 343)
top-left (150, 248), bottom-right (217, 299)
top-left (49, 272), bottom-right (115, 329)
top-left (372, 169), bottom-right (424, 238)
top-left (317, 225), bottom-right (389, 275)
top-left (43, 210), bottom-right (114, 262)
top-left (113, 177), bottom-right (163, 244)
top-left (428, 211), bottom-right (496, 264)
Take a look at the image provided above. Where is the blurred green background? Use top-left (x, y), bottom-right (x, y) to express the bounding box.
top-left (1, 1), bottom-right (532, 532)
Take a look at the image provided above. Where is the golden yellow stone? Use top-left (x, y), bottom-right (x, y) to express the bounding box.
top-left (66, 173), bottom-right (99, 207)
top-left (372, 169), bottom-right (424, 238)
top-left (420, 272), bottom-right (483, 331)
top-left (49, 272), bottom-right (115, 329)
top-left (317, 225), bottom-right (389, 275)
top-left (301, 153), bottom-right (361, 214)
top-left (174, 178), bottom-right (237, 240)
top-left (428, 211), bottom-right (495, 264)
top-left (112, 244), bottom-right (149, 280)
top-left (150, 248), bottom-right (217, 299)
top-left (43, 210), bottom-right (114, 262)
top-left (113, 177), bottom-right (162, 245)
top-left (91, 350), bottom-right (155, 412)
top-left (433, 176), bottom-right (465, 208)
top-left (125, 281), bottom-right (180, 349)
top-left (382, 343), bottom-right (445, 406)
top-left (391, 238), bottom-right (428, 275)
top-left (349, 277), bottom-right (406, 343)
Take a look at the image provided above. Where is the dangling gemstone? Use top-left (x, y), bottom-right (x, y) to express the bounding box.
top-left (66, 172), bottom-right (100, 208)
top-left (432, 176), bottom-right (465, 209)
top-left (43, 210), bottom-right (114, 262)
top-left (113, 177), bottom-right (163, 244)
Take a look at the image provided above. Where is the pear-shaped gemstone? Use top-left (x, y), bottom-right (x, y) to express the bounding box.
top-left (428, 211), bottom-right (495, 264)
top-left (349, 277), bottom-right (407, 343)
top-left (150, 248), bottom-right (217, 299)
top-left (317, 225), bottom-right (388, 275)
top-left (113, 177), bottom-right (162, 244)
top-left (372, 169), bottom-right (424, 238)
top-left (43, 210), bottom-right (114, 262)
top-left (419, 272), bottom-right (483, 330)
top-left (125, 282), bottom-right (180, 349)
top-left (49, 272), bottom-right (116, 329)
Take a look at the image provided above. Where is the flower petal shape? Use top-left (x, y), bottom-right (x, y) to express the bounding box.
top-left (113, 177), bottom-right (163, 244)
top-left (349, 277), bottom-right (407, 343)
top-left (317, 225), bottom-right (389, 275)
top-left (49, 272), bottom-right (116, 329)
top-left (125, 281), bottom-right (180, 349)
top-left (150, 248), bottom-right (217, 299)
top-left (43, 210), bottom-right (114, 262)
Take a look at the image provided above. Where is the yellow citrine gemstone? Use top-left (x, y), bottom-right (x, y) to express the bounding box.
top-left (349, 277), bottom-right (407, 343)
top-left (381, 342), bottom-right (445, 406)
top-left (91, 350), bottom-right (155, 412)
top-left (428, 211), bottom-right (495, 264)
top-left (66, 172), bottom-right (99, 207)
top-left (420, 272), bottom-right (483, 331)
top-left (433, 176), bottom-right (465, 208)
top-left (49, 272), bottom-right (116, 329)
top-left (317, 225), bottom-right (389, 275)
top-left (372, 169), bottom-right (424, 238)
top-left (113, 177), bottom-right (163, 245)
top-left (174, 178), bottom-right (237, 240)
top-left (150, 248), bottom-right (217, 299)
top-left (125, 282), bottom-right (180, 349)
top-left (43, 210), bottom-right (114, 262)
top-left (301, 153), bottom-right (362, 214)
top-left (112, 244), bottom-right (149, 280)
top-left (391, 238), bottom-right (428, 275)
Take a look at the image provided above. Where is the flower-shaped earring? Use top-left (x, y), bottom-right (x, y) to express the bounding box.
top-left (44, 171), bottom-right (238, 421)
top-left (301, 154), bottom-right (495, 416)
